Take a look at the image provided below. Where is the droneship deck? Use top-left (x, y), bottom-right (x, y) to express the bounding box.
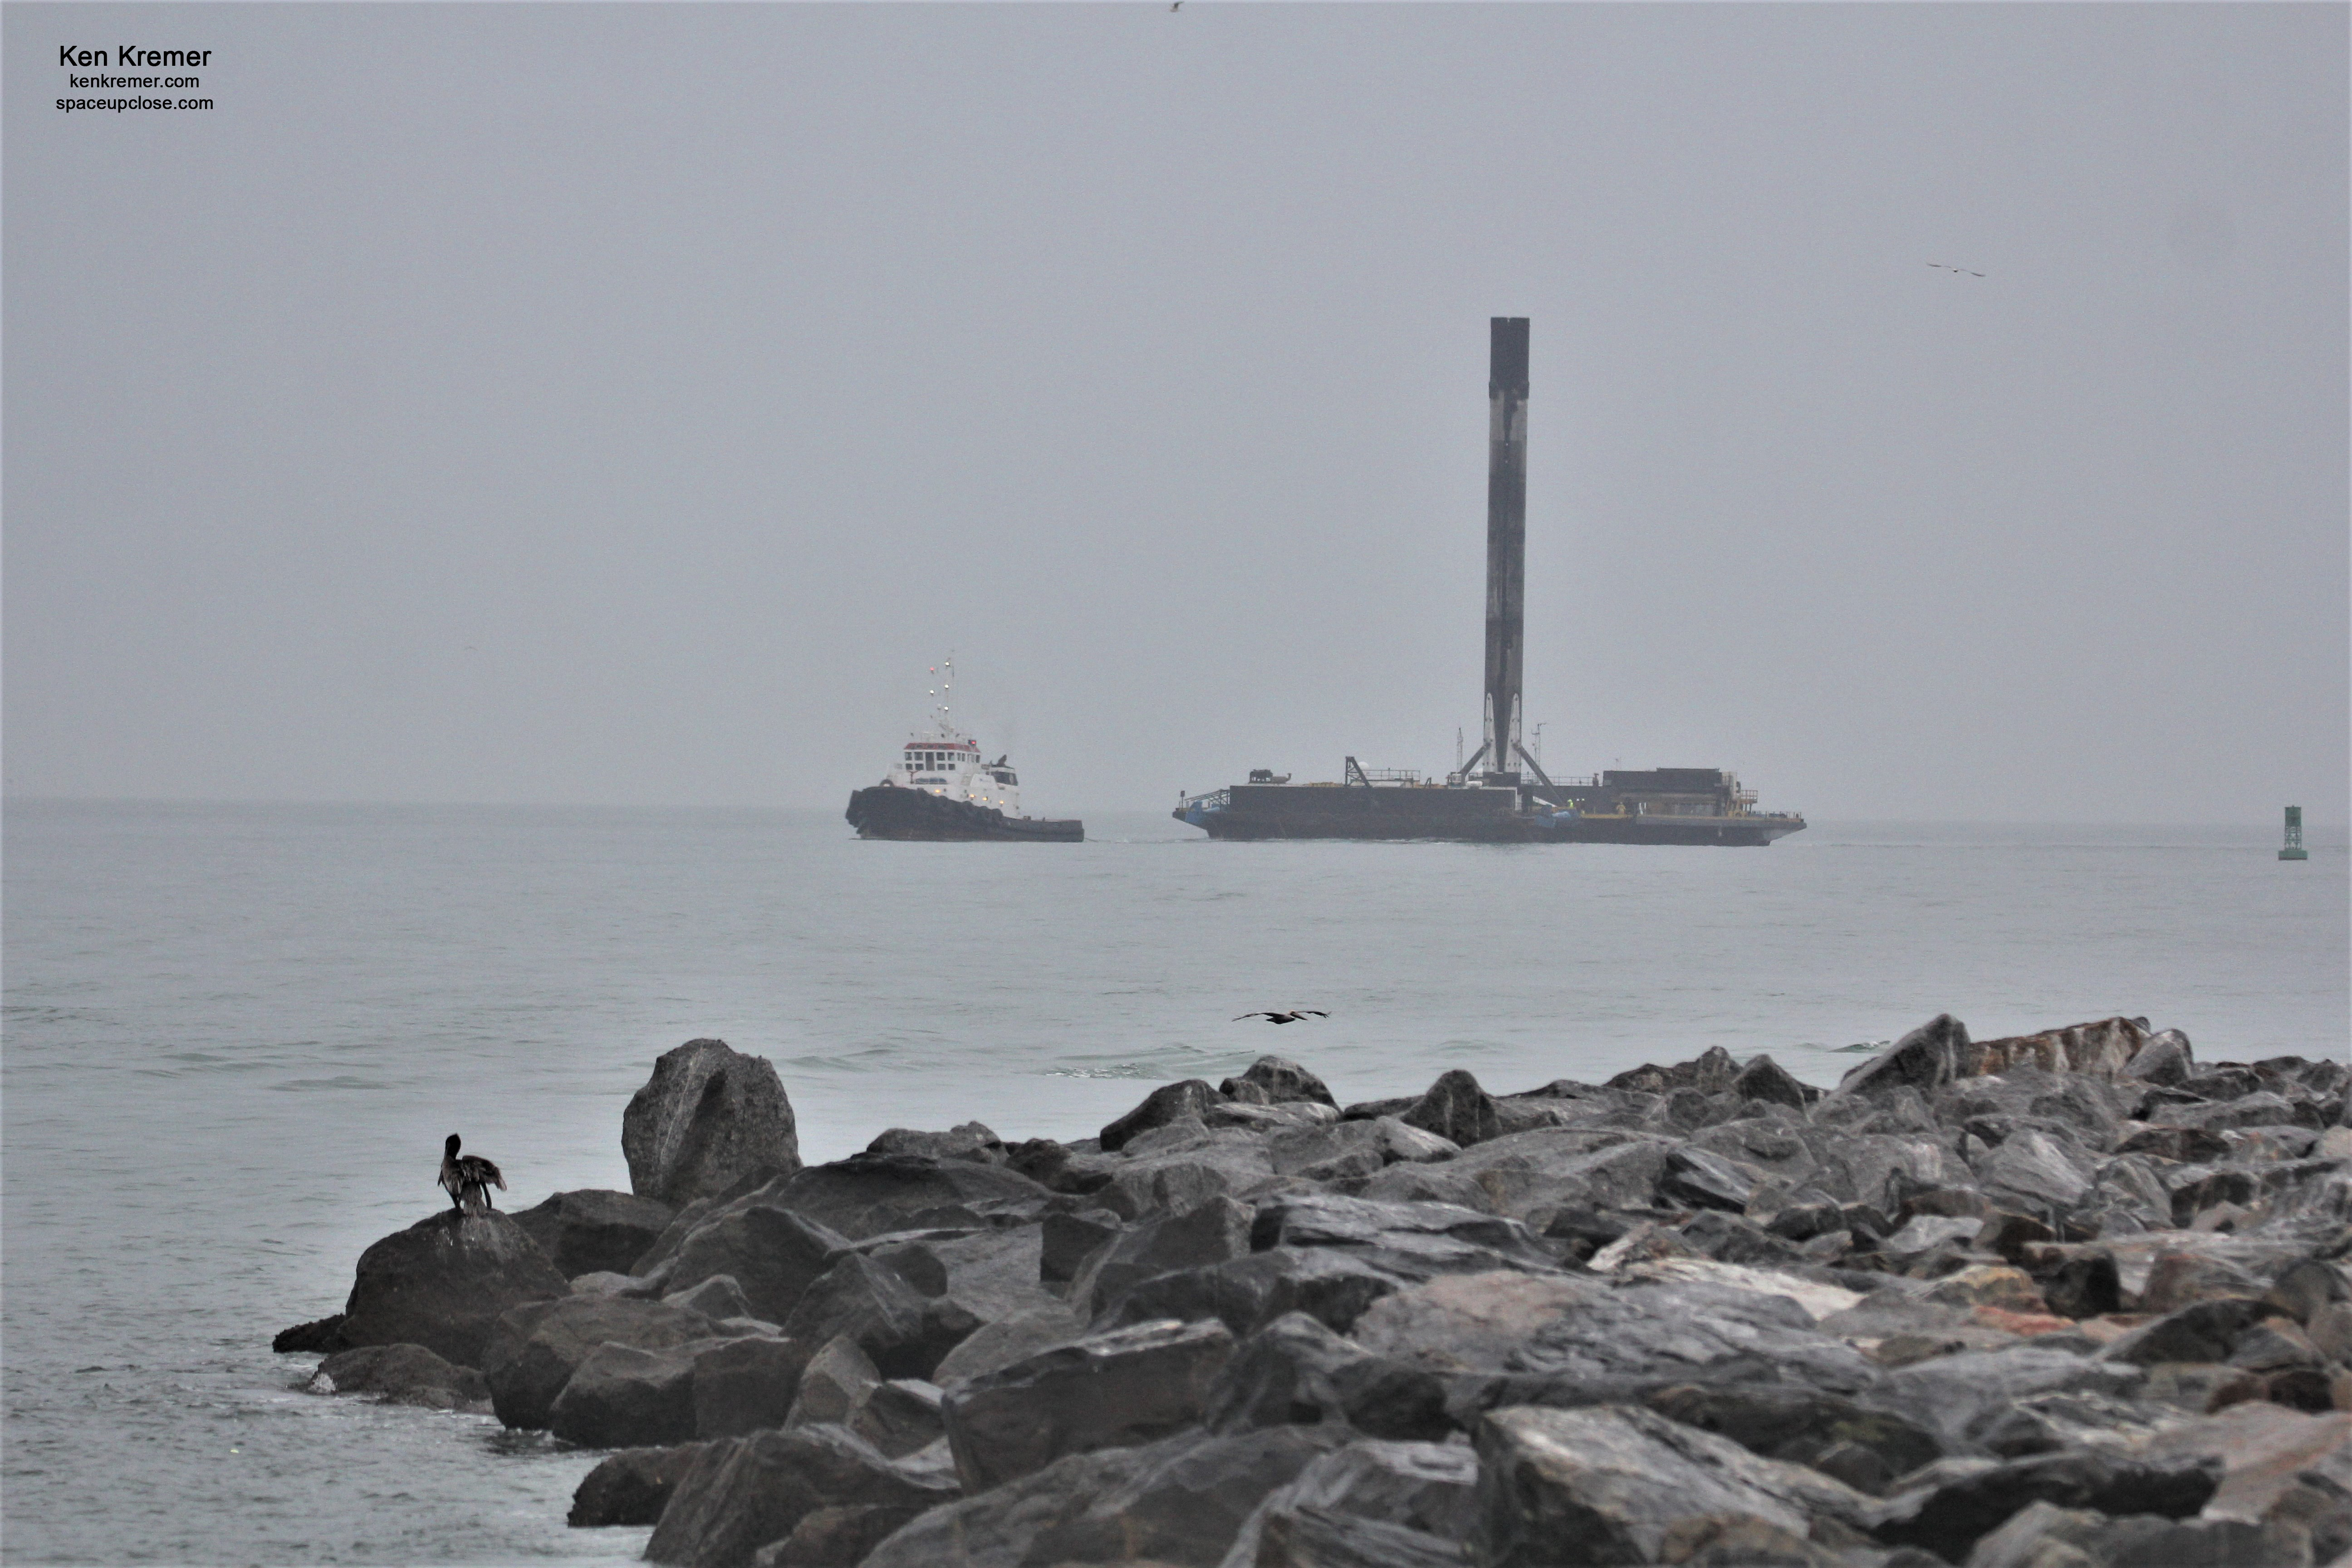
top-left (1175, 766), bottom-right (1803, 846)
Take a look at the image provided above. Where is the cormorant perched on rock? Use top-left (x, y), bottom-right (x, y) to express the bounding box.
top-left (439, 1134), bottom-right (505, 1215)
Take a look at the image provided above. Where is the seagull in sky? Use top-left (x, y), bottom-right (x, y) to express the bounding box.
top-left (1235, 1009), bottom-right (1328, 1024)
top-left (1927, 262), bottom-right (1985, 277)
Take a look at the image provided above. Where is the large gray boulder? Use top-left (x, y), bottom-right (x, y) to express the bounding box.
top-left (941, 1318), bottom-right (1235, 1490)
top-left (769, 1153), bottom-right (1054, 1240)
top-left (568, 1441), bottom-right (715, 1526)
top-left (509, 1187), bottom-right (676, 1278)
top-left (1220, 1438), bottom-right (1480, 1568)
top-left (1471, 1403), bottom-right (1875, 1567)
top-left (1220, 1055), bottom-right (1339, 1108)
top-left (1072, 1196), bottom-right (1254, 1317)
top-left (548, 1338), bottom-right (719, 1448)
top-left (1203, 1311), bottom-right (1451, 1441)
top-left (1835, 1014), bottom-right (1971, 1102)
top-left (691, 1334), bottom-right (810, 1439)
top-left (306, 1343), bottom-right (489, 1412)
top-left (1869, 1450), bottom-right (2220, 1560)
top-left (339, 1210), bottom-right (567, 1368)
top-left (480, 1294), bottom-right (721, 1429)
top-left (1101, 1079), bottom-right (1223, 1152)
top-left (862, 1425), bottom-right (1356, 1568)
top-left (624, 1039), bottom-right (803, 1205)
top-left (646, 1424), bottom-right (959, 1568)
top-left (665, 1203), bottom-right (850, 1324)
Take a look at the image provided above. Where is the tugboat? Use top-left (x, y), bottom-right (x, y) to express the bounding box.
top-left (845, 662), bottom-right (1083, 842)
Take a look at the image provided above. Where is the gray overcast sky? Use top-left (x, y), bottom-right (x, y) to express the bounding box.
top-left (6, 3), bottom-right (2344, 821)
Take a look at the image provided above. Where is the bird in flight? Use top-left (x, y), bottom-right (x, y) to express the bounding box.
top-left (1235, 1009), bottom-right (1328, 1024)
top-left (1171, 2), bottom-right (1181, 10)
top-left (1926, 262), bottom-right (1985, 277)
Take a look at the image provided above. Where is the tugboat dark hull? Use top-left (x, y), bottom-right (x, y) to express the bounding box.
top-left (848, 784), bottom-right (1083, 842)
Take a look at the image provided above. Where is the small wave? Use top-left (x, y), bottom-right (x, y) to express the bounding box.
top-left (267, 1076), bottom-right (393, 1092)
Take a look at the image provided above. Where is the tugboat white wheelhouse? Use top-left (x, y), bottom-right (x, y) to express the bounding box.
top-left (845, 661), bottom-right (1083, 843)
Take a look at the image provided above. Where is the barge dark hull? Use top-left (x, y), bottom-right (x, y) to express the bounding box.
top-left (848, 785), bottom-right (1082, 843)
top-left (1177, 783), bottom-right (1801, 845)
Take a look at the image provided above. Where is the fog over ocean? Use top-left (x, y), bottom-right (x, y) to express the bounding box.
top-left (2, 800), bottom-right (2343, 1563)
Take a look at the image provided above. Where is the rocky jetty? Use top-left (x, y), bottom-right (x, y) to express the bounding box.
top-left (277, 1021), bottom-right (2352, 1567)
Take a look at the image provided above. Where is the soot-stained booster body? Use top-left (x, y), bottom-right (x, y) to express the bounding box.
top-left (1173, 318), bottom-right (1806, 845)
top-left (1480, 317), bottom-right (1529, 785)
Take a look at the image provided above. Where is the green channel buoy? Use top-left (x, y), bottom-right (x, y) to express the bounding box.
top-left (2280, 805), bottom-right (2308, 861)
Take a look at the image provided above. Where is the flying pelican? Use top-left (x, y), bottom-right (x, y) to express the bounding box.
top-left (1235, 1009), bottom-right (1328, 1024)
top-left (439, 1134), bottom-right (506, 1214)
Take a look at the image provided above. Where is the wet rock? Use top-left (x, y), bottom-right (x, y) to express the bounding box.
top-left (1222, 1437), bottom-right (1479, 1568)
top-left (480, 1294), bottom-right (720, 1430)
top-left (2114, 1122), bottom-right (2232, 1163)
top-left (2042, 1250), bottom-right (2123, 1320)
top-left (646, 1423), bottom-right (959, 1568)
top-left (941, 1317), bottom-right (1235, 1490)
top-left (1096, 1241), bottom-right (1420, 1338)
top-left (568, 1441), bottom-right (714, 1527)
top-left (1041, 1207), bottom-right (1123, 1286)
top-left (1248, 1193), bottom-right (1558, 1274)
top-left (510, 1188), bottom-right (678, 1279)
top-left (1385, 1128), bottom-right (1671, 1221)
top-left (1221, 1055), bottom-right (1339, 1108)
top-left (1102, 1134), bottom-right (1280, 1220)
top-left (752, 1504), bottom-right (930, 1568)
top-left (307, 1343), bottom-right (489, 1411)
top-left (1399, 1069), bottom-right (1504, 1148)
top-left (1882, 1348), bottom-right (2148, 1447)
top-left (775, 1153), bottom-right (1054, 1241)
top-left (930, 1301), bottom-right (1085, 1386)
top-left (549, 1338), bottom-right (716, 1448)
top-left (666, 1203), bottom-right (851, 1325)
top-left (1235, 1509), bottom-right (1470, 1568)
top-left (861, 1425), bottom-right (1355, 1568)
top-left (691, 1333), bottom-right (810, 1439)
top-left (1205, 1100), bottom-right (1340, 1135)
top-left (665, 1274), bottom-right (755, 1322)
top-left (784, 1335), bottom-right (881, 1428)
top-left (2262, 1259), bottom-right (2352, 1325)
top-left (1870, 1450), bottom-right (2220, 1560)
top-left (2098, 1298), bottom-right (2262, 1365)
top-left (1659, 1147), bottom-right (1764, 1211)
top-left (1471, 1403), bottom-right (1874, 1567)
top-left (1730, 1054), bottom-right (1814, 1111)
top-left (1204, 1311), bottom-right (1452, 1441)
top-left (780, 1252), bottom-right (942, 1377)
top-left (623, 1038), bottom-right (802, 1205)
top-left (1836, 1015), bottom-right (1971, 1103)
top-left (1975, 1130), bottom-right (2096, 1211)
top-left (272, 1313), bottom-right (348, 1354)
top-left (338, 1210), bottom-right (568, 1369)
top-left (2121, 1029), bottom-right (2196, 1088)
top-left (1267, 1117), bottom-right (1460, 1182)
top-left (866, 1122), bottom-right (1005, 1165)
top-left (1074, 1196), bottom-right (1254, 1316)
top-left (1968, 1387), bottom-right (2190, 1460)
top-left (2136, 1250), bottom-right (2267, 1314)
top-left (1103, 1080), bottom-right (1224, 1153)
top-left (1642, 1383), bottom-right (1942, 1493)
top-left (848, 1378), bottom-right (945, 1458)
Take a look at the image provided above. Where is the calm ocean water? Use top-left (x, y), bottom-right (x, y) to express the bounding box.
top-left (4, 800), bottom-right (2345, 1564)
